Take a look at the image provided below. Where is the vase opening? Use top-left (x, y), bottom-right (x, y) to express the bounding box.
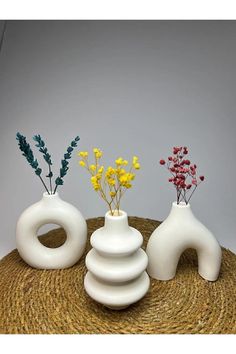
top-left (37, 223), bottom-right (66, 248)
top-left (174, 201), bottom-right (191, 208)
top-left (43, 191), bottom-right (59, 198)
top-left (108, 210), bottom-right (126, 217)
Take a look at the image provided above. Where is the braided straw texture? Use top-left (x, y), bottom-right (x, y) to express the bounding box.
top-left (0, 217), bottom-right (236, 334)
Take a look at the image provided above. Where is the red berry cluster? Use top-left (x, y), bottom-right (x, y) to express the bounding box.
top-left (159, 146), bottom-right (205, 204)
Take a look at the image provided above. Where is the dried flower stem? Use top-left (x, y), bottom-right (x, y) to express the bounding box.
top-left (39, 175), bottom-right (50, 194)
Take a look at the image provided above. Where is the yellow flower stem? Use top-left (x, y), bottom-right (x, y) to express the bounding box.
top-left (105, 169), bottom-right (122, 214)
top-left (83, 157), bottom-right (92, 175)
top-left (117, 186), bottom-right (123, 215)
top-left (107, 182), bottom-right (115, 200)
top-left (113, 184), bottom-right (120, 214)
top-left (103, 176), bottom-right (107, 193)
top-left (95, 154), bottom-right (98, 174)
top-left (81, 157), bottom-right (113, 213)
top-left (114, 176), bottom-right (122, 215)
top-left (116, 164), bottom-right (134, 214)
top-left (98, 176), bottom-right (114, 215)
top-left (97, 185), bottom-right (113, 215)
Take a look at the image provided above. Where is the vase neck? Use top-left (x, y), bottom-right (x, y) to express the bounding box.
top-left (104, 210), bottom-right (130, 234)
top-left (169, 201), bottom-right (194, 219)
top-left (41, 192), bottom-right (61, 205)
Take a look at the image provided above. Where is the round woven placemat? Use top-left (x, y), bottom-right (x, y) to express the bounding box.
top-left (0, 216), bottom-right (236, 334)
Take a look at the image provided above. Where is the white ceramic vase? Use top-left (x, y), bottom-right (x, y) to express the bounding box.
top-left (16, 192), bottom-right (87, 269)
top-left (84, 210), bottom-right (150, 310)
top-left (146, 202), bottom-right (222, 281)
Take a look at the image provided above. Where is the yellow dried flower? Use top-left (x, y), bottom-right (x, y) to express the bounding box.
top-left (115, 157), bottom-right (123, 166)
top-left (93, 148), bottom-right (102, 158)
top-left (133, 156), bottom-right (138, 165)
top-left (119, 174), bottom-right (128, 185)
top-left (79, 160), bottom-right (86, 167)
top-left (115, 158), bottom-right (129, 166)
top-left (93, 183), bottom-right (100, 191)
top-left (106, 166), bottom-right (115, 177)
top-left (91, 176), bottom-right (97, 183)
top-left (127, 173), bottom-right (135, 180)
top-left (78, 151), bottom-right (88, 158)
top-left (134, 163), bottom-right (140, 170)
top-left (116, 168), bottom-right (126, 176)
top-left (98, 166), bottom-right (104, 174)
top-left (107, 178), bottom-right (115, 186)
top-left (89, 164), bottom-right (96, 172)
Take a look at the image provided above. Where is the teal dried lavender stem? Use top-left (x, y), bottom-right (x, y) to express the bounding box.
top-left (53, 135), bottom-right (80, 194)
top-left (16, 132), bottom-right (50, 194)
top-left (49, 165), bottom-right (52, 193)
top-left (38, 174), bottom-right (51, 194)
top-left (33, 134), bottom-right (53, 194)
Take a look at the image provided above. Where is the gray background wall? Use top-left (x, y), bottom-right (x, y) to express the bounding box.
top-left (0, 20), bottom-right (235, 258)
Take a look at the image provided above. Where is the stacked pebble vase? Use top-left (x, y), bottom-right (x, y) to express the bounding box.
top-left (84, 210), bottom-right (150, 310)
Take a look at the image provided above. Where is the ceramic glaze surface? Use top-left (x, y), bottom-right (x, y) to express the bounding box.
top-left (146, 202), bottom-right (222, 281)
top-left (84, 210), bottom-right (150, 310)
top-left (16, 192), bottom-right (87, 269)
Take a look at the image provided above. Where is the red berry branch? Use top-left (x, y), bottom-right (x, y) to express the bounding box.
top-left (159, 146), bottom-right (205, 204)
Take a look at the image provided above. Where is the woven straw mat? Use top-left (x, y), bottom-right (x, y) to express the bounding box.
top-left (0, 216), bottom-right (235, 334)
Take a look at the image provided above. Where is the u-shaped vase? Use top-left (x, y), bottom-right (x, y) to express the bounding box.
top-left (146, 202), bottom-right (222, 281)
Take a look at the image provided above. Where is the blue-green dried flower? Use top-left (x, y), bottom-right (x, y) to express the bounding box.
top-left (17, 133), bottom-right (80, 194)
top-left (33, 134), bottom-right (53, 193)
top-left (54, 135), bottom-right (80, 193)
top-left (16, 132), bottom-right (50, 193)
top-left (55, 177), bottom-right (63, 186)
top-left (16, 132), bottom-right (41, 176)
